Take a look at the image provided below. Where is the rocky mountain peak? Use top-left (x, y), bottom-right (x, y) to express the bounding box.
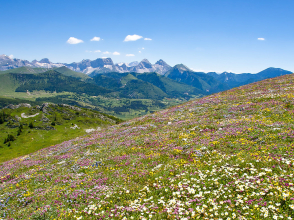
top-left (39, 58), bottom-right (51, 64)
top-left (128, 61), bottom-right (139, 67)
top-left (138, 59), bottom-right (152, 68)
top-left (174, 64), bottom-right (191, 72)
top-left (90, 58), bottom-right (114, 68)
top-left (155, 59), bottom-right (168, 66)
top-left (0, 54), bottom-right (12, 60)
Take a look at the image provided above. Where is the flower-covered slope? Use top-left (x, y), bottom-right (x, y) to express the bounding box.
top-left (1, 73), bottom-right (294, 219)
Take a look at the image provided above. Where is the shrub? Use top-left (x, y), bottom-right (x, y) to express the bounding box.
top-left (0, 111), bottom-right (8, 124)
top-left (29, 122), bottom-right (34, 129)
top-left (4, 134), bottom-right (16, 144)
top-left (17, 125), bottom-right (23, 136)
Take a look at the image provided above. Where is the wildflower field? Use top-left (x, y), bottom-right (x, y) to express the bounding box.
top-left (1, 74), bottom-right (294, 219)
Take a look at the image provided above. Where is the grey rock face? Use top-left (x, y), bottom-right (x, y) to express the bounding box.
top-left (0, 54), bottom-right (63, 71)
top-left (4, 103), bottom-right (32, 109)
top-left (39, 58), bottom-right (51, 64)
top-left (153, 59), bottom-right (172, 75)
top-left (0, 55), bottom-right (31, 71)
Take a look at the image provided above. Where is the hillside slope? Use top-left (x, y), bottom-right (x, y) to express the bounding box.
top-left (0, 66), bottom-right (50, 75)
top-left (92, 72), bottom-right (204, 99)
top-left (12, 70), bottom-right (113, 96)
top-left (54, 66), bottom-right (91, 80)
top-left (1, 73), bottom-right (294, 219)
top-left (165, 64), bottom-right (227, 93)
top-left (0, 103), bottom-right (122, 162)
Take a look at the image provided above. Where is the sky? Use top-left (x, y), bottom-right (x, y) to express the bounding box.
top-left (1, 0), bottom-right (294, 73)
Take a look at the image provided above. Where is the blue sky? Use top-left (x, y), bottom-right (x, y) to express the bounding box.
top-left (1, 0), bottom-right (293, 73)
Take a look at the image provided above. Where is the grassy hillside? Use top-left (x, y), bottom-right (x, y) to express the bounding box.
top-left (93, 72), bottom-right (204, 99)
top-left (14, 70), bottom-right (112, 96)
top-left (165, 64), bottom-right (227, 93)
top-left (1, 73), bottom-right (294, 219)
top-left (0, 66), bottom-right (50, 75)
top-left (0, 66), bottom-right (90, 81)
top-left (0, 103), bottom-right (122, 163)
top-left (0, 73), bottom-right (21, 94)
top-left (132, 72), bottom-right (203, 98)
top-left (54, 66), bottom-right (91, 80)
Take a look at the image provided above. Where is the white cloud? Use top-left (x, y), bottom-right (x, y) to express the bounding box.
top-left (91, 37), bottom-right (101, 41)
top-left (8, 55), bottom-right (14, 59)
top-left (113, 52), bottom-right (120, 55)
top-left (124, 34), bottom-right (143, 42)
top-left (139, 51), bottom-right (141, 53)
top-left (258, 38), bottom-right (265, 41)
top-left (67, 37), bottom-right (83, 44)
top-left (144, 38), bottom-right (152, 41)
top-left (86, 50), bottom-right (101, 53)
top-left (142, 47), bottom-right (145, 49)
top-left (126, 54), bottom-right (135, 56)
top-left (103, 51), bottom-right (110, 54)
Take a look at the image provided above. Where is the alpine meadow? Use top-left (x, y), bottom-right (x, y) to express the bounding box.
top-left (1, 0), bottom-right (294, 219)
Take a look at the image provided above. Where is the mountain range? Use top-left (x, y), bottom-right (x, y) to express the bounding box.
top-left (0, 54), bottom-right (172, 75)
top-left (0, 54), bottom-right (293, 97)
top-left (1, 55), bottom-right (292, 85)
top-left (0, 54), bottom-right (293, 95)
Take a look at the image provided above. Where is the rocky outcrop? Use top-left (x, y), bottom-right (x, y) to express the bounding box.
top-left (4, 103), bottom-right (31, 109)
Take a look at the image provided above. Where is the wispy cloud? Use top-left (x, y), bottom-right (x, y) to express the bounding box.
top-left (113, 52), bottom-right (120, 55)
top-left (257, 38), bottom-right (265, 41)
top-left (139, 51), bottom-right (141, 53)
top-left (91, 37), bottom-right (101, 41)
top-left (124, 34), bottom-right (143, 42)
top-left (144, 38), bottom-right (152, 41)
top-left (103, 51), bottom-right (110, 54)
top-left (126, 54), bottom-right (135, 56)
top-left (67, 37), bottom-right (83, 44)
top-left (86, 50), bottom-right (101, 53)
